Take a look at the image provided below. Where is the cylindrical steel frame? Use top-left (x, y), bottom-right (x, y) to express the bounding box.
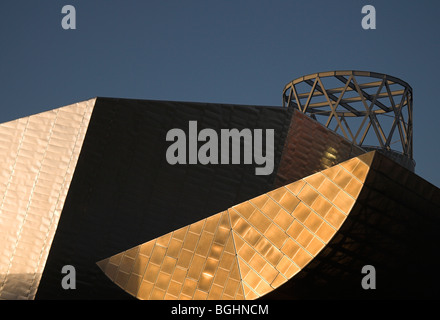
top-left (283, 71), bottom-right (413, 164)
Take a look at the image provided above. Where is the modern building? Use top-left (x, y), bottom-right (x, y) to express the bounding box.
top-left (0, 71), bottom-right (438, 300)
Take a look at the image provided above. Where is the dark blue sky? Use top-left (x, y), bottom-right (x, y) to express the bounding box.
top-left (1, 0), bottom-right (439, 187)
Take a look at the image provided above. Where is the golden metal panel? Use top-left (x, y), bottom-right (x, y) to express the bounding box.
top-left (224, 278), bottom-right (240, 297)
top-left (315, 221), bottom-right (336, 243)
top-left (167, 280), bottom-right (182, 297)
top-left (125, 274), bottom-right (142, 296)
top-left (291, 202), bottom-right (311, 223)
top-left (344, 177), bottom-right (363, 198)
top-left (255, 280), bottom-right (272, 296)
top-left (254, 237), bottom-right (272, 256)
top-left (119, 255), bottom-right (135, 274)
top-left (306, 237), bottom-right (325, 256)
top-left (233, 201), bottom-right (258, 219)
top-left (311, 195), bottom-right (333, 217)
top-left (144, 263), bottom-right (160, 283)
top-left (171, 267), bottom-right (186, 283)
top-left (115, 271), bottom-right (130, 288)
top-left (276, 256), bottom-right (293, 276)
top-left (264, 223), bottom-right (288, 248)
top-left (172, 226), bottom-right (188, 241)
top-left (156, 272), bottom-right (172, 291)
top-left (273, 209), bottom-right (295, 230)
top-left (197, 273), bottom-right (214, 293)
top-left (318, 178), bottom-right (341, 202)
top-left (249, 193), bottom-right (269, 209)
top-left (218, 252), bottom-right (235, 270)
top-left (243, 227), bottom-right (261, 246)
top-left (284, 262), bottom-right (300, 278)
top-left (208, 284), bottom-right (224, 299)
top-left (352, 160), bottom-right (370, 181)
top-left (182, 232), bottom-right (199, 252)
top-left (248, 209), bottom-right (272, 234)
top-left (260, 262), bottom-right (279, 284)
top-left (254, 196), bottom-right (282, 219)
top-left (249, 252), bottom-right (266, 273)
top-left (150, 245), bottom-right (167, 266)
top-left (324, 206), bottom-right (347, 229)
top-left (181, 278), bottom-right (197, 297)
top-left (176, 249), bottom-right (193, 269)
top-left (296, 228), bottom-right (314, 248)
top-left (298, 184), bottom-right (320, 206)
top-left (333, 169), bottom-right (353, 189)
top-left (204, 213), bottom-right (221, 234)
top-left (271, 273), bottom-right (287, 288)
top-left (150, 287), bottom-right (166, 300)
top-left (303, 211), bottom-right (324, 233)
top-left (304, 172), bottom-right (326, 189)
top-left (189, 219), bottom-right (205, 235)
top-left (97, 153), bottom-right (372, 300)
top-left (160, 256), bottom-right (176, 275)
top-left (281, 238), bottom-right (301, 259)
top-left (193, 289), bottom-right (208, 300)
top-left (167, 238), bottom-right (183, 259)
top-left (293, 247), bottom-right (313, 268)
top-left (156, 233), bottom-right (172, 247)
top-left (213, 267), bottom-right (229, 287)
top-left (332, 190), bottom-right (355, 215)
top-left (286, 220), bottom-right (304, 239)
top-left (214, 227), bottom-right (230, 246)
top-left (195, 231), bottom-right (214, 257)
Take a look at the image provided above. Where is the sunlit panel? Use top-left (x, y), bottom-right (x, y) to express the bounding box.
top-left (97, 152), bottom-right (375, 300)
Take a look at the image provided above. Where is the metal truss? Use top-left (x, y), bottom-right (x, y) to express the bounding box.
top-left (283, 71), bottom-right (413, 162)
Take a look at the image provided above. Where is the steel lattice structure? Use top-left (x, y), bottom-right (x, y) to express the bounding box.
top-left (283, 71), bottom-right (414, 169)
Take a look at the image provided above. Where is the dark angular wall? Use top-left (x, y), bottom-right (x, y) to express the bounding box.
top-left (36, 98), bottom-right (293, 299)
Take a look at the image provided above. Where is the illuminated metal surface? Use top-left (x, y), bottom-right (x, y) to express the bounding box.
top-left (275, 110), bottom-right (365, 188)
top-left (282, 71), bottom-right (414, 170)
top-left (97, 152), bottom-right (374, 300)
top-left (0, 99), bottom-right (95, 299)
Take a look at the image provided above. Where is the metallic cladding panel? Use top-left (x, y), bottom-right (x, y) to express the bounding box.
top-left (263, 151), bottom-right (440, 299)
top-left (1, 96), bottom-right (437, 300)
top-left (35, 98), bottom-right (293, 299)
top-left (96, 153), bottom-right (373, 299)
top-left (275, 110), bottom-right (365, 188)
top-left (0, 99), bottom-right (95, 300)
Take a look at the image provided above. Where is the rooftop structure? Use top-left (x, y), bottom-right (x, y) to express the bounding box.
top-left (0, 71), bottom-right (438, 300)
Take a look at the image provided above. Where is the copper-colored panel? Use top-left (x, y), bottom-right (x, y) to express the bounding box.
top-left (291, 202), bottom-right (311, 223)
top-left (298, 184), bottom-right (320, 207)
top-left (324, 206), bottom-right (347, 229)
top-left (97, 153), bottom-right (373, 300)
top-left (187, 254), bottom-right (204, 279)
top-left (303, 212), bottom-right (324, 233)
top-left (284, 180), bottom-right (306, 196)
top-left (281, 238), bottom-right (301, 258)
top-left (332, 191), bottom-right (355, 214)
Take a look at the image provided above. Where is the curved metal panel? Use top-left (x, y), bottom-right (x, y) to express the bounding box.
top-left (97, 152), bottom-right (374, 300)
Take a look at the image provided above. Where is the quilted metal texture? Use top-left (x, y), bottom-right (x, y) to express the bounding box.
top-left (275, 110), bottom-right (365, 188)
top-left (35, 98), bottom-right (293, 299)
top-left (0, 99), bottom-right (95, 299)
top-left (96, 152), bottom-right (373, 299)
top-left (263, 151), bottom-right (440, 299)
